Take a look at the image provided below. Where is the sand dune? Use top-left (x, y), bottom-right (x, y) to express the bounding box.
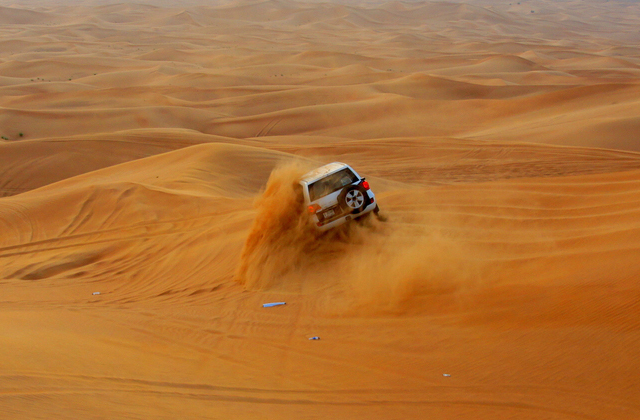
top-left (2, 0), bottom-right (640, 419)
top-left (0, 6), bottom-right (54, 25)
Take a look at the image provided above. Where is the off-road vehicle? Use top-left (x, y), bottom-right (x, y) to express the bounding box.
top-left (300, 162), bottom-right (379, 231)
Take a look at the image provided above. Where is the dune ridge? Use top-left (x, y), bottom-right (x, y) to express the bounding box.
top-left (1, 0), bottom-right (640, 419)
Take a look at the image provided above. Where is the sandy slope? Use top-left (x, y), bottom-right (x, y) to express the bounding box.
top-left (1, 0), bottom-right (640, 419)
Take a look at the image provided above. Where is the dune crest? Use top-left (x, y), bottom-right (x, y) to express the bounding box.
top-left (2, 0), bottom-right (640, 419)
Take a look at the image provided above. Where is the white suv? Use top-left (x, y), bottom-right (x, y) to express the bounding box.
top-left (300, 162), bottom-right (379, 231)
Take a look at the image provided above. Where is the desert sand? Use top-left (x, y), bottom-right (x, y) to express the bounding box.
top-left (1, 0), bottom-right (640, 418)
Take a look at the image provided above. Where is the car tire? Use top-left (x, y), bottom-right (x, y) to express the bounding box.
top-left (338, 185), bottom-right (367, 214)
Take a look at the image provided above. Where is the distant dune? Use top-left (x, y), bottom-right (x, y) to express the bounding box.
top-left (1, 0), bottom-right (640, 419)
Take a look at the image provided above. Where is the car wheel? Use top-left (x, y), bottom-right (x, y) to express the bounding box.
top-left (339, 185), bottom-right (367, 213)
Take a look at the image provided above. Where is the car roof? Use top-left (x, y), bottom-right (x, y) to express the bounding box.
top-left (300, 162), bottom-right (350, 184)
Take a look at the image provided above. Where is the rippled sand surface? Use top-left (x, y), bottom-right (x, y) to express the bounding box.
top-left (1, 0), bottom-right (640, 418)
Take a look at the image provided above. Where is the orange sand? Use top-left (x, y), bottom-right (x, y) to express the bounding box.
top-left (1, 0), bottom-right (640, 418)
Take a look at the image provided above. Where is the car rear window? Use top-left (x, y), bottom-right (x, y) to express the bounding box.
top-left (308, 168), bottom-right (358, 201)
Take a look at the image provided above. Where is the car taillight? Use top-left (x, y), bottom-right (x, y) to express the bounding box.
top-left (308, 204), bottom-right (321, 214)
top-left (362, 180), bottom-right (370, 190)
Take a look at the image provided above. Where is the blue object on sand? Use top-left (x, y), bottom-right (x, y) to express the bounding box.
top-left (262, 302), bottom-right (286, 308)
top-left (309, 336), bottom-right (320, 340)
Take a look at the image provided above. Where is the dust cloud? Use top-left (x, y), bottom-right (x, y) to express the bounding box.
top-left (235, 161), bottom-right (318, 290)
top-left (339, 229), bottom-right (485, 315)
top-left (236, 162), bottom-right (485, 313)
